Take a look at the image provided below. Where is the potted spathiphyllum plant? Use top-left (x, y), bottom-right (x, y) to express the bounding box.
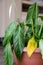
top-left (3, 3), bottom-right (43, 65)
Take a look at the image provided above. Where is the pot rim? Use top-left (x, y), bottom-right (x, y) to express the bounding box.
top-left (23, 47), bottom-right (40, 53)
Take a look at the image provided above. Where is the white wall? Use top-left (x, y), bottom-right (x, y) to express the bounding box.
top-left (0, 0), bottom-right (22, 37)
top-left (0, 0), bottom-right (5, 37)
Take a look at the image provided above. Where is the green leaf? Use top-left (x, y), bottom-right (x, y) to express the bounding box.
top-left (38, 23), bottom-right (43, 38)
top-left (4, 43), bottom-right (13, 65)
top-left (34, 25), bottom-right (40, 46)
top-left (33, 3), bottom-right (38, 25)
top-left (26, 3), bottom-right (39, 40)
top-left (34, 25), bottom-right (40, 38)
top-left (41, 30), bottom-right (43, 39)
top-left (3, 20), bottom-right (16, 46)
top-left (39, 39), bottom-right (43, 59)
top-left (26, 3), bottom-right (38, 26)
top-left (25, 26), bottom-right (33, 45)
top-left (38, 16), bottom-right (43, 39)
top-left (39, 16), bottom-right (43, 20)
top-left (13, 24), bottom-right (25, 60)
top-left (34, 16), bottom-right (43, 44)
top-left (39, 16), bottom-right (43, 39)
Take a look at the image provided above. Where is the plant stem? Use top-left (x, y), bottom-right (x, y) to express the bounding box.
top-left (32, 21), bottom-right (34, 37)
top-left (38, 22), bottom-right (43, 38)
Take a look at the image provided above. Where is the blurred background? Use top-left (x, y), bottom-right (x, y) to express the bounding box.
top-left (0, 0), bottom-right (43, 65)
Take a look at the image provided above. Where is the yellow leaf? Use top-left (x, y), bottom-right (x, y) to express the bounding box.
top-left (27, 37), bottom-right (37, 57)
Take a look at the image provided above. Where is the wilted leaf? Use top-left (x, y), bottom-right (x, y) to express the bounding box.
top-left (27, 37), bottom-right (37, 57)
top-left (39, 39), bottom-right (43, 59)
top-left (3, 20), bottom-right (16, 46)
top-left (4, 43), bottom-right (13, 65)
top-left (13, 24), bottom-right (25, 60)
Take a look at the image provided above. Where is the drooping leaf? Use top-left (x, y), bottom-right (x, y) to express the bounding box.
top-left (3, 20), bottom-right (16, 46)
top-left (4, 43), bottom-right (13, 65)
top-left (26, 3), bottom-right (38, 26)
top-left (27, 37), bottom-right (37, 57)
top-left (39, 39), bottom-right (43, 59)
top-left (13, 23), bottom-right (25, 60)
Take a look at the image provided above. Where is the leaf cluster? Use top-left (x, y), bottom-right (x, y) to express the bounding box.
top-left (3, 3), bottom-right (43, 65)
